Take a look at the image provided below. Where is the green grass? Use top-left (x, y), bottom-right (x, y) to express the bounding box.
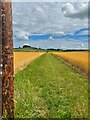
top-left (15, 53), bottom-right (88, 118)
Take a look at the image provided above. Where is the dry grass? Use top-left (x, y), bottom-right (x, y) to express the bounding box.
top-left (14, 52), bottom-right (45, 73)
top-left (52, 52), bottom-right (88, 74)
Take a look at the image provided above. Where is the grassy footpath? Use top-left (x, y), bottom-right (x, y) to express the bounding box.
top-left (15, 53), bottom-right (88, 118)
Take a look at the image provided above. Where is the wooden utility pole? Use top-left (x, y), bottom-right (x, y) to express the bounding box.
top-left (0, 1), bottom-right (2, 119)
top-left (0, 0), bottom-right (14, 118)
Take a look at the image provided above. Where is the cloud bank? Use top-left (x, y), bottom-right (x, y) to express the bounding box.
top-left (62, 3), bottom-right (89, 19)
top-left (12, 2), bottom-right (88, 49)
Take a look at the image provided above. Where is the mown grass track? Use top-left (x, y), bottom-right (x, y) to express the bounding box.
top-left (15, 53), bottom-right (88, 118)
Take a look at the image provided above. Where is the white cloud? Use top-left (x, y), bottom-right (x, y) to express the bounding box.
top-left (11, 0), bottom-right (89, 2)
top-left (49, 36), bottom-right (54, 40)
top-left (78, 43), bottom-right (87, 49)
top-left (23, 43), bottom-right (30, 46)
top-left (62, 3), bottom-right (89, 19)
top-left (81, 44), bottom-right (85, 47)
top-left (78, 30), bottom-right (88, 35)
top-left (54, 31), bottom-right (65, 36)
top-left (12, 21), bottom-right (17, 25)
top-left (35, 6), bottom-right (45, 14)
top-left (15, 30), bottom-right (29, 40)
top-left (12, 2), bottom-right (88, 35)
top-left (12, 2), bottom-right (88, 49)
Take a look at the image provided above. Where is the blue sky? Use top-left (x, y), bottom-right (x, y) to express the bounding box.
top-left (28, 28), bottom-right (89, 41)
top-left (12, 2), bottom-right (89, 49)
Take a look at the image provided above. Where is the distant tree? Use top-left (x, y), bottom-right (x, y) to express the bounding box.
top-left (23, 45), bottom-right (31, 48)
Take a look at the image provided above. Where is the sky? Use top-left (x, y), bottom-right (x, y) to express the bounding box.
top-left (12, 2), bottom-right (89, 49)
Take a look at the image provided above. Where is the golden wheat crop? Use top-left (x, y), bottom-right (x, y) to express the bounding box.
top-left (52, 52), bottom-right (88, 73)
top-left (14, 52), bottom-right (45, 73)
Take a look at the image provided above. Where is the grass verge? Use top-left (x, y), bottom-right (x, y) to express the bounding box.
top-left (15, 53), bottom-right (88, 118)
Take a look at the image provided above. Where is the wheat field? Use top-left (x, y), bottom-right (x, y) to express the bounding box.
top-left (52, 52), bottom-right (88, 74)
top-left (14, 51), bottom-right (88, 75)
top-left (14, 52), bottom-right (45, 73)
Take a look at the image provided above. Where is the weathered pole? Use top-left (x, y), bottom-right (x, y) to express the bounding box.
top-left (0, 1), bottom-right (2, 119)
top-left (0, 0), bottom-right (14, 118)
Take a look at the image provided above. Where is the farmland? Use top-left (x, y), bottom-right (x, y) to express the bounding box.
top-left (52, 52), bottom-right (88, 76)
top-left (14, 52), bottom-right (45, 73)
top-left (14, 52), bottom-right (88, 118)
